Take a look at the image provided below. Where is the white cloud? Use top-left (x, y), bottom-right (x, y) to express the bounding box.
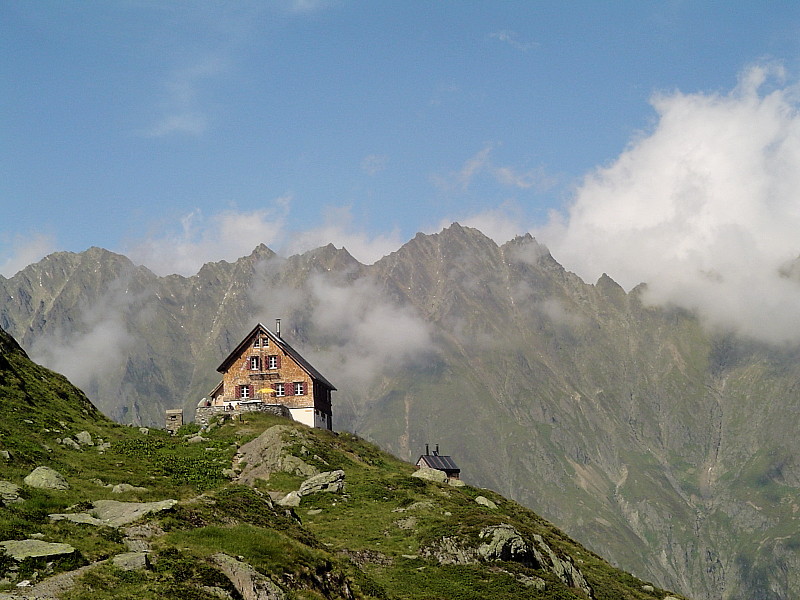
top-left (539, 63), bottom-right (800, 344)
top-left (126, 199), bottom-right (290, 276)
top-left (282, 206), bottom-right (403, 265)
top-left (306, 274), bottom-right (434, 387)
top-left (0, 233), bottom-right (57, 277)
top-left (489, 30), bottom-right (538, 52)
top-left (361, 154), bottom-right (388, 175)
top-left (433, 144), bottom-right (557, 193)
top-left (142, 57), bottom-right (226, 138)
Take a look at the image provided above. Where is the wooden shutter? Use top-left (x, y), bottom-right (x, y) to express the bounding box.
top-left (275, 354), bottom-right (281, 368)
top-left (235, 385), bottom-right (241, 399)
top-left (248, 385), bottom-right (254, 398)
top-left (286, 382), bottom-right (294, 396)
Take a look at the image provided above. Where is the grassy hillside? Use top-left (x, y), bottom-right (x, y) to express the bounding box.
top-left (0, 327), bottom-right (686, 600)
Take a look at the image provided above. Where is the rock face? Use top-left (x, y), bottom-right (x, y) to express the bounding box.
top-left (424, 523), bottom-right (593, 598)
top-left (24, 466), bottom-right (69, 490)
top-left (298, 470), bottom-right (345, 495)
top-left (210, 553), bottom-right (286, 600)
top-left (234, 426), bottom-right (319, 485)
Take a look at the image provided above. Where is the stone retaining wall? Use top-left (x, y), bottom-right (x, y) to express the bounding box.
top-left (195, 403), bottom-right (292, 428)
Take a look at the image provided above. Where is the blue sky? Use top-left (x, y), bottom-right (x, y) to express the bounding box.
top-left (3, 1), bottom-right (800, 281)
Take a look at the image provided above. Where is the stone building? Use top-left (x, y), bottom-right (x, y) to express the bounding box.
top-left (416, 444), bottom-right (460, 479)
top-left (200, 321), bottom-right (335, 429)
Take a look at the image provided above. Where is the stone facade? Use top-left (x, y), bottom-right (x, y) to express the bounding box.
top-left (205, 322), bottom-right (335, 430)
top-left (195, 403), bottom-right (291, 429)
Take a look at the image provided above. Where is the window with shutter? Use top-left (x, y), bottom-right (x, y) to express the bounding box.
top-left (286, 382), bottom-right (294, 396)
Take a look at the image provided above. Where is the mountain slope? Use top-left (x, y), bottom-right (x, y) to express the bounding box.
top-left (0, 326), bottom-right (684, 600)
top-left (1, 225), bottom-right (799, 598)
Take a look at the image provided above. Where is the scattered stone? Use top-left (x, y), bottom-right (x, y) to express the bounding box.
top-left (517, 574), bottom-right (546, 590)
top-left (187, 435), bottom-right (208, 444)
top-left (24, 466), bottom-right (69, 490)
top-left (139, 428), bottom-right (149, 435)
top-left (298, 470), bottom-right (345, 496)
top-left (112, 551), bottom-right (149, 571)
top-left (61, 437), bottom-right (81, 451)
top-left (306, 509), bottom-right (322, 515)
top-left (447, 478), bottom-right (465, 487)
top-left (478, 525), bottom-right (533, 563)
top-left (222, 469), bottom-right (237, 479)
top-left (395, 516), bottom-right (417, 530)
top-left (210, 553), bottom-right (287, 600)
top-left (0, 481), bottom-right (22, 506)
top-left (91, 499), bottom-right (177, 527)
top-left (49, 513), bottom-right (104, 526)
top-left (277, 492), bottom-right (301, 507)
top-left (75, 431), bottom-right (94, 446)
top-left (111, 483), bottom-right (148, 495)
top-left (0, 539), bottom-right (78, 562)
top-left (0, 450), bottom-right (10, 460)
top-left (474, 496), bottom-right (498, 510)
top-left (411, 467), bottom-right (448, 484)
top-left (642, 584), bottom-right (655, 592)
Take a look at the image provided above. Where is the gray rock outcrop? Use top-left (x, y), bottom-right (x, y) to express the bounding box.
top-left (411, 467), bottom-right (448, 484)
top-left (298, 470), bottom-right (345, 495)
top-left (0, 481), bottom-right (22, 506)
top-left (0, 539), bottom-right (79, 562)
top-left (210, 553), bottom-right (286, 600)
top-left (474, 495), bottom-right (498, 509)
top-left (234, 425), bottom-right (319, 485)
top-left (24, 466), bottom-right (69, 490)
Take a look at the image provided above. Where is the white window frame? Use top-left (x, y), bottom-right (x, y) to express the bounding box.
top-left (250, 356), bottom-right (260, 370)
top-left (275, 382), bottom-right (285, 397)
top-left (268, 355), bottom-right (278, 369)
top-left (294, 381), bottom-right (304, 396)
top-left (240, 385), bottom-right (250, 399)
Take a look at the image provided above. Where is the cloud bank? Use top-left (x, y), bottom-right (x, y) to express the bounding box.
top-left (0, 233), bottom-right (56, 278)
top-left (541, 64), bottom-right (800, 344)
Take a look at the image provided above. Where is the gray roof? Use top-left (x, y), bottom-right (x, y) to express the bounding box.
top-left (417, 454), bottom-right (460, 473)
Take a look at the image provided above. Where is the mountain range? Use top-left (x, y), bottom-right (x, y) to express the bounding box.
top-left (1, 223), bottom-right (799, 599)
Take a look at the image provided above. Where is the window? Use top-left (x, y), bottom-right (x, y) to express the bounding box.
top-left (239, 385), bottom-right (250, 399)
top-left (253, 336), bottom-right (269, 348)
top-left (261, 337), bottom-right (269, 347)
top-left (294, 381), bottom-right (305, 396)
top-left (267, 355), bottom-right (279, 369)
top-left (275, 382), bottom-right (285, 397)
top-left (250, 356), bottom-right (260, 370)
top-left (253, 338), bottom-right (260, 348)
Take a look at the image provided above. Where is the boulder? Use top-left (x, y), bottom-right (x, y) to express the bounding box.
top-left (61, 437), bottom-right (81, 451)
top-left (474, 495), bottom-right (498, 509)
top-left (0, 481), bottom-right (22, 506)
top-left (210, 553), bottom-right (287, 600)
top-left (49, 512), bottom-right (104, 526)
top-left (111, 483), bottom-right (148, 494)
top-left (0, 539), bottom-right (78, 562)
top-left (411, 467), bottom-right (448, 484)
top-left (277, 491), bottom-right (301, 507)
top-left (478, 525), bottom-right (535, 563)
top-left (0, 450), bottom-right (10, 460)
top-left (24, 466), bottom-right (69, 490)
top-left (75, 431), bottom-right (94, 446)
top-left (298, 470), bottom-right (345, 496)
top-left (448, 478), bottom-right (465, 487)
top-left (112, 551), bottom-right (149, 571)
top-left (91, 499), bottom-right (177, 527)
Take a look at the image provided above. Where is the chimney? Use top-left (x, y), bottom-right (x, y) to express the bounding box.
top-left (425, 443), bottom-right (429, 456)
top-left (435, 444), bottom-right (439, 455)
top-left (276, 318), bottom-right (281, 338)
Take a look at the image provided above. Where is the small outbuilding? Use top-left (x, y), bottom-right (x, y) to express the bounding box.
top-left (416, 444), bottom-right (460, 479)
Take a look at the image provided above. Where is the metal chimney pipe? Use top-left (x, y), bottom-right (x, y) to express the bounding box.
top-left (276, 318), bottom-right (281, 337)
top-left (435, 444), bottom-right (439, 455)
top-left (425, 443), bottom-right (429, 456)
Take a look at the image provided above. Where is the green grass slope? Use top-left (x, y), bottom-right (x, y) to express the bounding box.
top-left (0, 328), bottom-right (688, 600)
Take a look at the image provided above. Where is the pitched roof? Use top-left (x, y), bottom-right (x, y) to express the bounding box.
top-left (217, 323), bottom-right (336, 390)
top-left (417, 454), bottom-right (460, 473)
